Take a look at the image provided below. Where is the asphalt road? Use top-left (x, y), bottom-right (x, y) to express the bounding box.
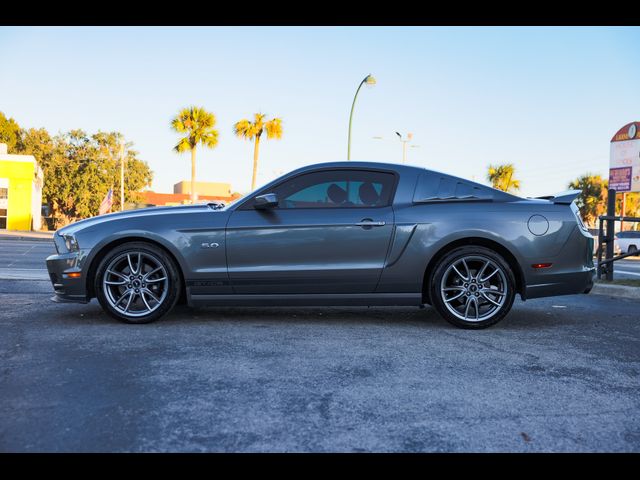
top-left (1, 237), bottom-right (639, 452)
top-left (1, 276), bottom-right (639, 452)
top-left (0, 239), bottom-right (55, 280)
top-left (610, 258), bottom-right (640, 280)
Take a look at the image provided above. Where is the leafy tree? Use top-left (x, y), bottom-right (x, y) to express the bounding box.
top-left (0, 111), bottom-right (22, 152)
top-left (486, 163), bottom-right (520, 193)
top-left (234, 113), bottom-right (283, 191)
top-left (616, 192), bottom-right (640, 230)
top-left (171, 107), bottom-right (219, 204)
top-left (17, 127), bottom-right (153, 227)
top-left (622, 193), bottom-right (640, 218)
top-left (568, 174), bottom-right (609, 228)
top-left (93, 131), bottom-right (152, 210)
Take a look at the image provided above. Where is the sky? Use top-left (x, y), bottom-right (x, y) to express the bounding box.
top-left (0, 26), bottom-right (638, 197)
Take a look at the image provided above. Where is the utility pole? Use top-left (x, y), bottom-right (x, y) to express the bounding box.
top-left (120, 141), bottom-right (125, 211)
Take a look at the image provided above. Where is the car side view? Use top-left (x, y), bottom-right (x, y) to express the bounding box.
top-left (46, 162), bottom-right (595, 329)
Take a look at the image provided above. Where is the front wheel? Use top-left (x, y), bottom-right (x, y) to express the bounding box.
top-left (430, 246), bottom-right (516, 329)
top-left (95, 242), bottom-right (181, 324)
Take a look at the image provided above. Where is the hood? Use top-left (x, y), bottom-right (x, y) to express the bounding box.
top-left (57, 204), bottom-right (214, 236)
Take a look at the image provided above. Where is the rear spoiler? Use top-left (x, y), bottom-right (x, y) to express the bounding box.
top-left (534, 189), bottom-right (581, 205)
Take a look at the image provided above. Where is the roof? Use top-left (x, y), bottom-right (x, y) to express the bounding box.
top-left (293, 160), bottom-right (421, 172)
top-left (0, 153), bottom-right (37, 164)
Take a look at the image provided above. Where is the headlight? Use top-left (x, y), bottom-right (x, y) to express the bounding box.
top-left (54, 233), bottom-right (79, 253)
top-left (64, 235), bottom-right (79, 252)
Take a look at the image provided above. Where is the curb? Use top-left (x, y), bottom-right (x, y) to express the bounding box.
top-left (0, 234), bottom-right (53, 242)
top-left (591, 282), bottom-right (640, 301)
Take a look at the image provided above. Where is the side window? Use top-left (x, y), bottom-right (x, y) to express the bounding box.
top-left (276, 170), bottom-right (395, 209)
top-left (243, 169), bottom-right (396, 209)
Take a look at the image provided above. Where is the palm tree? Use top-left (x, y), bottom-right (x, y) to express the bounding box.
top-left (171, 107), bottom-right (219, 204)
top-left (233, 113), bottom-right (283, 191)
top-left (569, 174), bottom-right (609, 227)
top-left (486, 163), bottom-right (521, 193)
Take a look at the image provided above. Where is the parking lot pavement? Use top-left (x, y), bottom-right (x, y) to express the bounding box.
top-left (1, 278), bottom-right (639, 452)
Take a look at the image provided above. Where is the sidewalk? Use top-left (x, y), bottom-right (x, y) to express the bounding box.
top-left (0, 230), bottom-right (54, 241)
top-left (591, 280), bottom-right (640, 301)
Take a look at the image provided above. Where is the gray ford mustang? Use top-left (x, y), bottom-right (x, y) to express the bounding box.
top-left (46, 161), bottom-right (595, 329)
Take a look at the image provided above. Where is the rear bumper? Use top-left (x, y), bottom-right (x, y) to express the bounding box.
top-left (46, 251), bottom-right (89, 303)
top-left (524, 266), bottom-right (595, 299)
top-left (523, 225), bottom-right (595, 300)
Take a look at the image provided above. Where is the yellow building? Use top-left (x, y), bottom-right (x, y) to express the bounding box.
top-left (173, 180), bottom-right (232, 197)
top-left (0, 143), bottom-right (44, 231)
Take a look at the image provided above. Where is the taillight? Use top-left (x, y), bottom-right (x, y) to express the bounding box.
top-left (570, 204), bottom-right (589, 232)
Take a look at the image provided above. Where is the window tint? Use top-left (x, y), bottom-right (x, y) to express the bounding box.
top-left (246, 169), bottom-right (396, 209)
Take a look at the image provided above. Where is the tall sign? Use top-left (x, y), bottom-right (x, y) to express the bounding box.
top-left (610, 122), bottom-right (640, 193)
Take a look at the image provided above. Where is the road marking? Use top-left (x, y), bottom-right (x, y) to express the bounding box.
top-left (7, 244), bottom-right (37, 267)
top-left (616, 270), bottom-right (640, 277)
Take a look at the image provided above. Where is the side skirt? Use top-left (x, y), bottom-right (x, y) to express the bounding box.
top-left (186, 292), bottom-right (422, 308)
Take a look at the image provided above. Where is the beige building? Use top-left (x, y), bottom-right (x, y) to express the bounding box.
top-left (173, 181), bottom-right (232, 197)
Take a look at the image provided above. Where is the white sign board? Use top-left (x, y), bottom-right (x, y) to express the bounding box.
top-left (610, 123), bottom-right (640, 193)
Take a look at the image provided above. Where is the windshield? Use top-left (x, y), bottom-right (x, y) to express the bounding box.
top-left (221, 192), bottom-right (250, 211)
top-left (221, 170), bottom-right (293, 211)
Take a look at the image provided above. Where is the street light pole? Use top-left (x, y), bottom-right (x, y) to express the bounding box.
top-left (373, 133), bottom-right (420, 164)
top-left (347, 74), bottom-right (376, 160)
top-left (395, 132), bottom-right (415, 164)
top-left (402, 139), bottom-right (407, 164)
top-left (119, 141), bottom-right (125, 211)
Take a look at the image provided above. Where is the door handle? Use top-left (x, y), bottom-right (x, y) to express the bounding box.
top-left (355, 219), bottom-right (386, 227)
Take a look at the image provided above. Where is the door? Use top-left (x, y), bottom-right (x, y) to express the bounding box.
top-left (0, 179), bottom-right (8, 230)
top-left (226, 168), bottom-right (397, 294)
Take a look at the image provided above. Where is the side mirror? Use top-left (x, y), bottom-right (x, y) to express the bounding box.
top-left (254, 193), bottom-right (279, 210)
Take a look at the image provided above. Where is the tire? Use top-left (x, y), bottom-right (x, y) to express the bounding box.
top-left (95, 242), bottom-right (181, 324)
top-left (429, 246), bottom-right (516, 329)
top-left (629, 245), bottom-right (637, 254)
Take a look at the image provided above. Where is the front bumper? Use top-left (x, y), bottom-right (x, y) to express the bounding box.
top-left (46, 251), bottom-right (89, 303)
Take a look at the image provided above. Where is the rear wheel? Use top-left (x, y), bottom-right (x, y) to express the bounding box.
top-left (95, 242), bottom-right (181, 324)
top-left (430, 246), bottom-right (516, 329)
